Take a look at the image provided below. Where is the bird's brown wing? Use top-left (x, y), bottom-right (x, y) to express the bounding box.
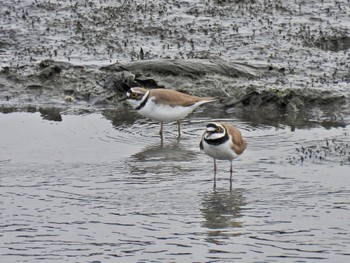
top-left (151, 89), bottom-right (216, 107)
top-left (223, 123), bottom-right (247, 155)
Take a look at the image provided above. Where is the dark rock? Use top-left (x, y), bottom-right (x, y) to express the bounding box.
top-left (134, 76), bottom-right (164, 88)
top-left (38, 65), bottom-right (62, 82)
top-left (103, 72), bottom-right (137, 94)
top-left (38, 107), bottom-right (62, 122)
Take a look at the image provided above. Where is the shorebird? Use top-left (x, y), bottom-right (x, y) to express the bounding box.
top-left (200, 122), bottom-right (247, 185)
top-left (122, 85), bottom-right (217, 137)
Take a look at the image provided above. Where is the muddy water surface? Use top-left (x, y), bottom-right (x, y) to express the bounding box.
top-left (1, 110), bottom-right (349, 262)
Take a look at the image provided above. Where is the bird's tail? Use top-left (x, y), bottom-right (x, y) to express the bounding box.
top-left (197, 97), bottom-right (218, 105)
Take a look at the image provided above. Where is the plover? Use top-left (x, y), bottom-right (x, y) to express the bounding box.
top-left (123, 86), bottom-right (217, 137)
top-left (200, 122), bottom-right (247, 184)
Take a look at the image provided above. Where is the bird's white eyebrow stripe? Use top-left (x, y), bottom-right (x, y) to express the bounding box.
top-left (206, 127), bottom-right (216, 132)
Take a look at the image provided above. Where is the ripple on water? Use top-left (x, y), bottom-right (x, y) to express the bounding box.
top-left (1, 112), bottom-right (350, 262)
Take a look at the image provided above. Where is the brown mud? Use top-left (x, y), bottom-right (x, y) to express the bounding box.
top-left (0, 0), bottom-right (349, 127)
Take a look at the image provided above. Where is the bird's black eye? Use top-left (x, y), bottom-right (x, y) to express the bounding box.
top-left (130, 92), bottom-right (138, 99)
top-left (215, 127), bottom-right (223, 133)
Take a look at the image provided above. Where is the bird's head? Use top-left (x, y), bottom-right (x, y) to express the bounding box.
top-left (124, 87), bottom-right (149, 109)
top-left (204, 122), bottom-right (226, 140)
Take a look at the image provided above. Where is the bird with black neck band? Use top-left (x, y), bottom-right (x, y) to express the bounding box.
top-left (121, 84), bottom-right (217, 138)
top-left (200, 122), bottom-right (247, 187)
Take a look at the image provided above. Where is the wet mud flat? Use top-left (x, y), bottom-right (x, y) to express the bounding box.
top-left (1, 0), bottom-right (350, 120)
top-left (1, 110), bottom-right (350, 262)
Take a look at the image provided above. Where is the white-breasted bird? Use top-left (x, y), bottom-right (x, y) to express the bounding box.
top-left (200, 122), bottom-right (247, 184)
top-left (123, 86), bottom-right (217, 137)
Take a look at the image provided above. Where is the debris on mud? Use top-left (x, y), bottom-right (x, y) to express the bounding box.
top-left (287, 138), bottom-right (350, 166)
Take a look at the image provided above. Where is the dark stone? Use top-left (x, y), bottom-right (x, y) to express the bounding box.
top-left (38, 65), bottom-right (62, 82)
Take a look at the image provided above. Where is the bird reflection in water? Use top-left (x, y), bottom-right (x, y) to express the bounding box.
top-left (200, 187), bottom-right (246, 243)
top-left (127, 138), bottom-right (197, 181)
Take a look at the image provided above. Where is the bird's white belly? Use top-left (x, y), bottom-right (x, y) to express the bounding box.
top-left (139, 100), bottom-right (195, 122)
top-left (202, 140), bottom-right (237, 160)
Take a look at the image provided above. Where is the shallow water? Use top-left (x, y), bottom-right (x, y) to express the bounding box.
top-left (1, 111), bottom-right (349, 262)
